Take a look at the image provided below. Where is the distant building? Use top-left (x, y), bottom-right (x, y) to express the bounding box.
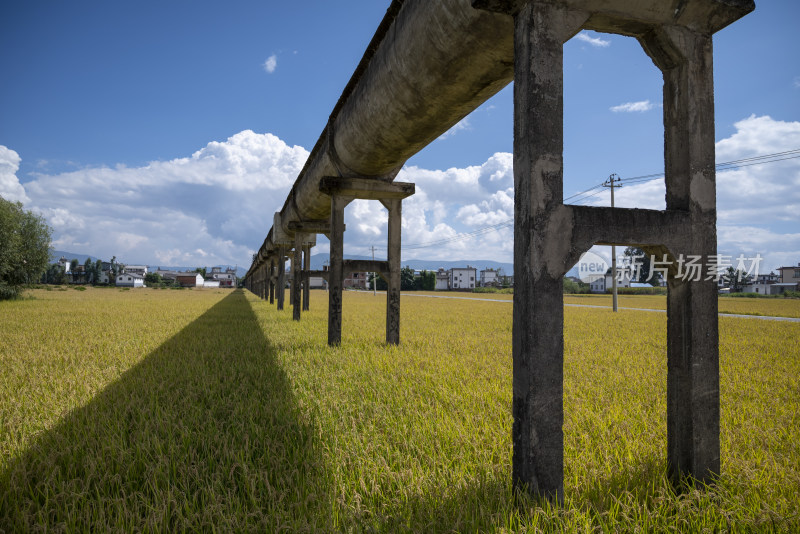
top-left (344, 271), bottom-right (369, 290)
top-left (309, 275), bottom-right (327, 289)
top-left (123, 265), bottom-right (148, 276)
top-left (590, 266), bottom-right (635, 293)
top-left (176, 273), bottom-right (204, 287)
top-left (96, 270), bottom-right (110, 285)
top-left (116, 272), bottom-right (144, 288)
top-left (209, 266), bottom-right (237, 288)
top-left (756, 271), bottom-right (779, 284)
top-left (778, 263), bottom-right (800, 285)
top-left (154, 269), bottom-right (181, 281)
top-left (480, 268), bottom-right (499, 287)
top-left (435, 268), bottom-right (449, 291)
top-left (450, 266), bottom-right (477, 290)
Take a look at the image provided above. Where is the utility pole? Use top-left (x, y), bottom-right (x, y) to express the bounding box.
top-left (603, 173), bottom-right (622, 312)
top-left (371, 245), bottom-right (377, 296)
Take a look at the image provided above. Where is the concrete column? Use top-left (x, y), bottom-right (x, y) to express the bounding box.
top-left (328, 195), bottom-right (349, 345)
top-left (293, 234), bottom-right (303, 320)
top-left (653, 27), bottom-right (721, 484)
top-left (511, 2), bottom-right (585, 502)
top-left (277, 248), bottom-right (286, 310)
top-left (289, 251), bottom-right (295, 308)
top-left (261, 263), bottom-right (269, 300)
top-left (385, 198), bottom-right (402, 345)
top-left (303, 243), bottom-right (311, 311)
top-left (269, 259), bottom-right (275, 305)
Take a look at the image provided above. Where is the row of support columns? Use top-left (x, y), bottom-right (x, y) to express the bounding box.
top-left (245, 177), bottom-right (414, 347)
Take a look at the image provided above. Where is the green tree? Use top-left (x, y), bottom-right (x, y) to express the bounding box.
top-left (368, 272), bottom-right (387, 291)
top-left (195, 267), bottom-right (207, 278)
top-left (724, 266), bottom-right (752, 293)
top-left (45, 262), bottom-right (66, 285)
top-left (109, 256), bottom-right (119, 280)
top-left (145, 272), bottom-right (162, 285)
top-left (401, 266), bottom-right (416, 291)
top-left (83, 257), bottom-right (94, 284)
top-left (0, 197), bottom-right (52, 299)
top-left (417, 270), bottom-right (435, 291)
top-left (563, 277), bottom-right (589, 294)
top-left (623, 246), bottom-right (662, 286)
top-left (94, 259), bottom-right (103, 285)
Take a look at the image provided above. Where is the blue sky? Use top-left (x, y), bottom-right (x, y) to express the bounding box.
top-left (1, 1), bottom-right (798, 273)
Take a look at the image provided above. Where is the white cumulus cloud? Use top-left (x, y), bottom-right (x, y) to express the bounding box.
top-left (22, 131), bottom-right (308, 267)
top-left (263, 54), bottom-right (277, 73)
top-left (580, 115), bottom-right (800, 271)
top-left (575, 31), bottom-right (611, 48)
top-left (610, 100), bottom-right (654, 113)
top-left (16, 115), bottom-right (798, 272)
top-left (0, 145), bottom-right (30, 204)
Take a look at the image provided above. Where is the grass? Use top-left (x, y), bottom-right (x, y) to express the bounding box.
top-left (1, 287), bottom-right (798, 531)
top-left (562, 293), bottom-right (800, 318)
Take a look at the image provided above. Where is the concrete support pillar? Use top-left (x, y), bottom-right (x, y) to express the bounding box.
top-left (383, 198), bottom-right (402, 345)
top-left (261, 263), bottom-right (268, 300)
top-left (269, 260), bottom-right (275, 305)
top-left (303, 243), bottom-right (311, 311)
top-left (651, 27), bottom-right (721, 484)
top-left (289, 252), bottom-right (295, 307)
top-left (328, 195), bottom-right (350, 345)
top-left (293, 234), bottom-right (304, 321)
top-left (277, 247), bottom-right (286, 311)
top-left (511, 2), bottom-right (586, 502)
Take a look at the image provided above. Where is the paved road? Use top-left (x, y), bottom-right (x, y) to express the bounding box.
top-left (399, 293), bottom-right (800, 323)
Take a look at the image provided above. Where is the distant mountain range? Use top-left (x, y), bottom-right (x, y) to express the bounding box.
top-left (49, 250), bottom-right (514, 277)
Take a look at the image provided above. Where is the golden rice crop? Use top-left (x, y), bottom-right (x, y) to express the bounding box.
top-left (563, 293), bottom-right (800, 318)
top-left (1, 287), bottom-right (797, 531)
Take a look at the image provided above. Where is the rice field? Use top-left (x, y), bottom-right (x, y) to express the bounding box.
top-left (1, 287), bottom-right (798, 531)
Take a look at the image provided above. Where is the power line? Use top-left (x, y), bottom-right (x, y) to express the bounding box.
top-left (381, 147), bottom-right (800, 250)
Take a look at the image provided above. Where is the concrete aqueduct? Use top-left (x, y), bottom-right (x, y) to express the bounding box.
top-left (243, 0), bottom-right (755, 501)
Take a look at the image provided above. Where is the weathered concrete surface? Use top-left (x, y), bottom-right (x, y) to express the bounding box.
top-left (302, 243), bottom-right (311, 311)
top-left (472, 0), bottom-right (752, 501)
top-left (384, 198), bottom-right (402, 345)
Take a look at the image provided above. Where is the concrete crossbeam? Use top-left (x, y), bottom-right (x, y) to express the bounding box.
top-left (343, 259), bottom-right (390, 277)
top-left (320, 176), bottom-right (415, 200)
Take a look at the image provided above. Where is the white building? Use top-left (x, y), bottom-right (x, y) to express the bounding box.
top-left (116, 272), bottom-right (144, 287)
top-left (203, 280), bottom-right (221, 288)
top-left (480, 268), bottom-right (499, 287)
top-left (450, 266), bottom-right (477, 290)
top-left (123, 265), bottom-right (148, 276)
top-left (435, 268), bottom-right (449, 290)
top-left (589, 266), bottom-right (635, 293)
top-left (209, 266), bottom-right (237, 288)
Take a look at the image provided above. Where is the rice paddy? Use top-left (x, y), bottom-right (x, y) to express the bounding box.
top-left (1, 287), bottom-right (798, 531)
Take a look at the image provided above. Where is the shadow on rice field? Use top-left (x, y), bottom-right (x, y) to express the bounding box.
top-left (0, 290), bottom-right (331, 531)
